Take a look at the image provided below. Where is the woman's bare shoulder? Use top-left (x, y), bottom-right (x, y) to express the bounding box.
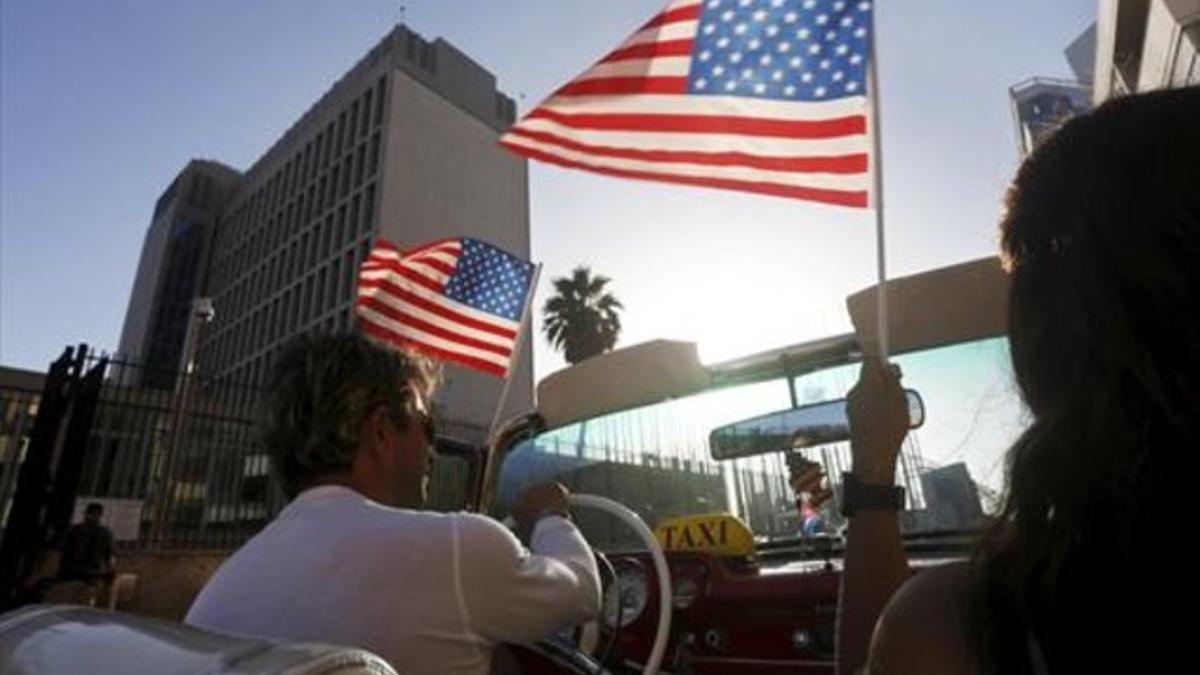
top-left (867, 561), bottom-right (976, 675)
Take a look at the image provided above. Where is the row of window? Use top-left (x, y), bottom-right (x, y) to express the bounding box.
top-left (215, 126), bottom-right (382, 293)
top-left (203, 184), bottom-right (378, 381)
top-left (212, 74), bottom-right (387, 293)
top-left (201, 73), bottom-right (391, 384)
top-left (216, 181), bottom-right (377, 324)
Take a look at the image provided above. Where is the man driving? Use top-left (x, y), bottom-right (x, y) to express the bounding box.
top-left (186, 333), bottom-right (600, 674)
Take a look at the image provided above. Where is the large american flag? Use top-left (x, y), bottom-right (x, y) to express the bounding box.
top-left (357, 238), bottom-right (536, 378)
top-left (500, 0), bottom-right (873, 208)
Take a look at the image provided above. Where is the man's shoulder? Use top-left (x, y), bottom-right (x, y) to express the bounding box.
top-left (449, 513), bottom-right (524, 556)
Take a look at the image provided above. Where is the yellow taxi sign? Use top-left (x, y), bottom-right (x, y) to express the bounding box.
top-left (654, 513), bottom-right (755, 557)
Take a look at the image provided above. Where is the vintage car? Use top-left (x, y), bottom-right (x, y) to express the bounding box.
top-left (472, 255), bottom-right (1018, 675)
top-left (0, 256), bottom-right (1020, 675)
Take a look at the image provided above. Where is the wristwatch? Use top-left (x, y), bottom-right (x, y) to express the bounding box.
top-left (840, 472), bottom-right (906, 517)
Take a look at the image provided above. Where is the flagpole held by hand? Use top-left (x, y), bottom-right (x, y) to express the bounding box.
top-left (488, 263), bottom-right (544, 437)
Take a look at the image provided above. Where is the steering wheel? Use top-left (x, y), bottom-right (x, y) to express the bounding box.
top-left (567, 494), bottom-right (672, 675)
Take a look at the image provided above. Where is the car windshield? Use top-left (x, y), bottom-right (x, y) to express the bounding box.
top-left (493, 336), bottom-right (1024, 548)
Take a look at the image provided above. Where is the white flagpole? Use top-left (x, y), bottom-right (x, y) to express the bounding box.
top-left (488, 263), bottom-right (544, 436)
top-left (868, 10), bottom-right (890, 360)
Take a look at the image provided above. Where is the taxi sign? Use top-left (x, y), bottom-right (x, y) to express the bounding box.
top-left (654, 513), bottom-right (755, 557)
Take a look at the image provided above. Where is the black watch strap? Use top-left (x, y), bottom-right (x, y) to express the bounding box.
top-left (840, 472), bottom-right (906, 517)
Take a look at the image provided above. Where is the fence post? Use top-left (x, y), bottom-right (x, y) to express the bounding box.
top-left (0, 347), bottom-right (80, 608)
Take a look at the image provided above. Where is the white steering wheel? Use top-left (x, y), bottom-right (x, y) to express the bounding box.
top-left (567, 494), bottom-right (672, 675)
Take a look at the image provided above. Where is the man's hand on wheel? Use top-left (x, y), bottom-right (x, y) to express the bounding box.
top-left (512, 482), bottom-right (570, 542)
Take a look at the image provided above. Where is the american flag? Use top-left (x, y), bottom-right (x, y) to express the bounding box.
top-left (356, 237), bottom-right (536, 378)
top-left (500, 0), bottom-right (873, 208)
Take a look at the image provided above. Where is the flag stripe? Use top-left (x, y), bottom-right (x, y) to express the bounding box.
top-left (364, 259), bottom-right (452, 285)
top-left (359, 268), bottom-right (520, 333)
top-left (641, 2), bottom-right (703, 30)
top-left (362, 258), bottom-right (447, 294)
top-left (369, 251), bottom-right (457, 277)
top-left (358, 275), bottom-right (518, 339)
top-left (357, 295), bottom-right (513, 356)
top-left (536, 93), bottom-right (868, 121)
top-left (525, 106), bottom-right (865, 139)
top-left (506, 126), bottom-right (867, 174)
top-left (359, 319), bottom-right (509, 377)
top-left (502, 133), bottom-right (869, 191)
top-left (513, 116), bottom-right (865, 157)
top-left (556, 76), bottom-right (690, 97)
top-left (620, 21), bottom-right (699, 48)
top-left (358, 306), bottom-right (512, 368)
top-left (502, 139), bottom-right (868, 207)
top-left (602, 39), bottom-right (695, 64)
top-left (577, 57), bottom-right (693, 81)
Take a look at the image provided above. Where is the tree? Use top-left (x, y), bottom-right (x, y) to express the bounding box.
top-left (542, 266), bottom-right (624, 365)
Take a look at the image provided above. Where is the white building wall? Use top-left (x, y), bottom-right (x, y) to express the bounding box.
top-left (378, 68), bottom-right (533, 434)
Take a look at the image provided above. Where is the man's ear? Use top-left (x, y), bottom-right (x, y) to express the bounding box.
top-left (361, 404), bottom-right (392, 461)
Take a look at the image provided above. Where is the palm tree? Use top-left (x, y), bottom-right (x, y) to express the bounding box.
top-left (542, 266), bottom-right (624, 365)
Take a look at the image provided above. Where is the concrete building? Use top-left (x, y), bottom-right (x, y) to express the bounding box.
top-left (120, 26), bottom-right (530, 436)
top-left (116, 161), bottom-right (240, 388)
top-left (1009, 78), bottom-right (1095, 157)
top-left (1094, 0), bottom-right (1200, 101)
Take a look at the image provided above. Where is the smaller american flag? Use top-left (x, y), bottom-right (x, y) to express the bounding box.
top-left (357, 237), bottom-right (536, 378)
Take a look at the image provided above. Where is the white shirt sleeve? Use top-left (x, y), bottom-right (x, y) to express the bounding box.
top-left (455, 513), bottom-right (601, 645)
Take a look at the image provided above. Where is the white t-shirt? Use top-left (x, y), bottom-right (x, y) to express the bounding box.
top-left (185, 485), bottom-right (600, 675)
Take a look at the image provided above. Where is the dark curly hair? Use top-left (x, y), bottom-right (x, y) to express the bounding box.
top-left (260, 333), bottom-right (439, 498)
top-left (972, 86), bottom-right (1200, 673)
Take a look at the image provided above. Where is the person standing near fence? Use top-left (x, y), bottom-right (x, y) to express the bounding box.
top-left (45, 502), bottom-right (115, 606)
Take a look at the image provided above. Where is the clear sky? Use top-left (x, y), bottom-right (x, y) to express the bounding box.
top-left (0, 0), bottom-right (1095, 379)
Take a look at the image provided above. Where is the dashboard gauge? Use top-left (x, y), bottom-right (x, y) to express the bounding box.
top-left (673, 576), bottom-right (699, 609)
top-left (603, 560), bottom-right (649, 627)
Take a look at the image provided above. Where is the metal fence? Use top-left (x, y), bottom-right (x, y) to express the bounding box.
top-left (0, 387), bottom-right (41, 533)
top-left (0, 348), bottom-right (486, 556)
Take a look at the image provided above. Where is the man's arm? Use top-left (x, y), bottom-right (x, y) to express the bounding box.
top-left (455, 513), bottom-right (601, 645)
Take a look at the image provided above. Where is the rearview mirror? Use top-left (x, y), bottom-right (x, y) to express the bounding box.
top-left (709, 390), bottom-right (925, 461)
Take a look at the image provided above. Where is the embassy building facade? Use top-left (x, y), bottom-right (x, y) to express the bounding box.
top-left (118, 26), bottom-right (532, 435)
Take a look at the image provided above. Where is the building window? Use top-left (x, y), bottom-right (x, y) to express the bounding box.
top-left (348, 102), bottom-right (359, 149)
top-left (317, 267), bottom-right (328, 314)
top-left (289, 240), bottom-right (299, 281)
top-left (362, 184), bottom-right (376, 234)
top-left (336, 112), bottom-right (346, 157)
top-left (341, 156), bottom-right (352, 198)
top-left (288, 287), bottom-right (299, 333)
top-left (368, 132), bottom-right (381, 177)
top-left (303, 276), bottom-right (315, 323)
top-left (328, 258), bottom-right (341, 310)
top-left (269, 299), bottom-right (279, 341)
top-left (362, 89), bottom-right (373, 136)
top-left (355, 142), bottom-right (366, 187)
top-left (337, 205), bottom-right (348, 248)
top-left (374, 76), bottom-right (386, 125)
top-left (309, 223), bottom-right (320, 267)
top-left (322, 214), bottom-right (334, 260)
top-left (344, 250), bottom-right (356, 309)
top-left (349, 195), bottom-right (361, 242)
top-left (324, 123), bottom-right (334, 166)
